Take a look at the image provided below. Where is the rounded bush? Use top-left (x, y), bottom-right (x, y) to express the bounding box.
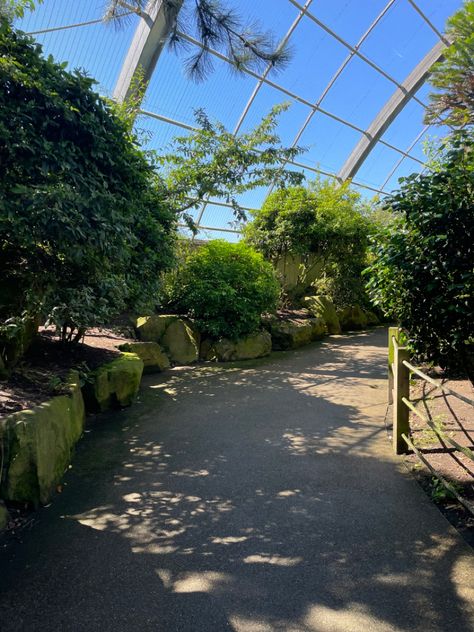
top-left (165, 240), bottom-right (279, 339)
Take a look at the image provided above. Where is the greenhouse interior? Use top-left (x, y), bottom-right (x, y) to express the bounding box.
top-left (0, 1), bottom-right (473, 630)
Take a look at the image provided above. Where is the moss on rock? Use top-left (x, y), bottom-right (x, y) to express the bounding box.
top-left (203, 331), bottom-right (272, 362)
top-left (303, 296), bottom-right (341, 334)
top-left (337, 305), bottom-right (368, 331)
top-left (266, 317), bottom-right (327, 350)
top-left (118, 342), bottom-right (170, 373)
top-left (134, 315), bottom-right (176, 343)
top-left (161, 319), bottom-right (200, 365)
top-left (0, 502), bottom-right (9, 531)
top-left (0, 371), bottom-right (85, 506)
top-left (84, 353), bottom-right (144, 413)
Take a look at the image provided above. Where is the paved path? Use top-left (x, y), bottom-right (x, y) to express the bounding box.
top-left (0, 329), bottom-right (473, 631)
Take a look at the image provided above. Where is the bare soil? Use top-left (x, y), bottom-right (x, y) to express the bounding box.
top-left (404, 370), bottom-right (474, 545)
top-left (0, 327), bottom-right (134, 418)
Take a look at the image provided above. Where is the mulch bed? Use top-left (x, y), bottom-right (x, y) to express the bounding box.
top-left (0, 327), bottom-right (134, 418)
top-left (404, 370), bottom-right (474, 545)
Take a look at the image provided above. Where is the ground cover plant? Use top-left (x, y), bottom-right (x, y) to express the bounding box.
top-left (161, 240), bottom-right (279, 339)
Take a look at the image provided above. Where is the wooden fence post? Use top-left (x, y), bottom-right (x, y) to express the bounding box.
top-left (387, 327), bottom-right (399, 406)
top-left (393, 342), bottom-right (410, 454)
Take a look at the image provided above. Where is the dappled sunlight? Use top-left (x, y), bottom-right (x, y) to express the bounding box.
top-left (303, 603), bottom-right (405, 632)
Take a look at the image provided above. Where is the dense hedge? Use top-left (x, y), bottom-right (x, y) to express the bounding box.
top-left (0, 20), bottom-right (175, 344)
top-left (162, 240), bottom-right (279, 339)
top-left (366, 131), bottom-right (474, 372)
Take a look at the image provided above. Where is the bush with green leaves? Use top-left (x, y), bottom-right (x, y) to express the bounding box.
top-left (162, 240), bottom-right (279, 339)
top-left (244, 179), bottom-right (372, 307)
top-left (0, 20), bottom-right (176, 344)
top-left (365, 130), bottom-right (474, 373)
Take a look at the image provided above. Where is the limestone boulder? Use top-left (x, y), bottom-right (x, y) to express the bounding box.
top-left (134, 315), bottom-right (176, 343)
top-left (83, 353), bottom-right (144, 413)
top-left (303, 295), bottom-right (341, 334)
top-left (267, 317), bottom-right (327, 350)
top-left (0, 502), bottom-right (9, 531)
top-left (118, 342), bottom-right (170, 373)
top-left (337, 305), bottom-right (368, 331)
top-left (0, 371), bottom-right (85, 506)
top-left (134, 315), bottom-right (200, 365)
top-left (161, 319), bottom-right (200, 365)
top-left (204, 331), bottom-right (272, 362)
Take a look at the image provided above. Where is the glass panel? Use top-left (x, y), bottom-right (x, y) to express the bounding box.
top-left (355, 144), bottom-right (405, 190)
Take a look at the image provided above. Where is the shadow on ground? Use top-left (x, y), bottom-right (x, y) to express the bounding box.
top-left (0, 330), bottom-right (472, 631)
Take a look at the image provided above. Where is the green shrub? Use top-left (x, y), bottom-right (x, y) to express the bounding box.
top-left (0, 20), bottom-right (176, 343)
top-left (162, 240), bottom-right (279, 339)
top-left (244, 179), bottom-right (371, 307)
top-left (365, 130), bottom-right (474, 372)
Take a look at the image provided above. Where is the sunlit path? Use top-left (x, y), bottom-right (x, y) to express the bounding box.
top-left (0, 329), bottom-right (473, 631)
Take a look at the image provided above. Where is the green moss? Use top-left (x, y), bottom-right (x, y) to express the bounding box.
top-left (84, 353), bottom-right (144, 413)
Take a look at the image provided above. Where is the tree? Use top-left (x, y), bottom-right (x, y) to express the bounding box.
top-left (365, 130), bottom-right (474, 373)
top-left (0, 0), bottom-right (41, 19)
top-left (158, 103), bottom-right (305, 228)
top-left (0, 20), bottom-right (176, 348)
top-left (244, 179), bottom-right (371, 306)
top-left (425, 1), bottom-right (474, 127)
top-left (104, 0), bottom-right (291, 80)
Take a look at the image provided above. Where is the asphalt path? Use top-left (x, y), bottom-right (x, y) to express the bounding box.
top-left (0, 329), bottom-right (473, 631)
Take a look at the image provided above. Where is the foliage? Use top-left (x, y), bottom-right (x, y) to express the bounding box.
top-left (158, 104), bottom-right (305, 229)
top-left (0, 21), bottom-right (176, 342)
top-left (425, 1), bottom-right (474, 127)
top-left (0, 0), bottom-right (41, 19)
top-left (365, 130), bottom-right (474, 372)
top-left (244, 179), bottom-right (372, 307)
top-left (104, 0), bottom-right (291, 80)
top-left (161, 240), bottom-right (279, 339)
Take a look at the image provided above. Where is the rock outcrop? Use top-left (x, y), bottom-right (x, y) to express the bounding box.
top-left (202, 330), bottom-right (272, 362)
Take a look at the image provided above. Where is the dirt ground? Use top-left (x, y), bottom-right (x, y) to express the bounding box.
top-left (404, 372), bottom-right (474, 544)
top-left (0, 328), bottom-right (133, 418)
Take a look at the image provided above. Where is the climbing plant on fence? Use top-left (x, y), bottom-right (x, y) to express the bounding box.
top-left (0, 19), bottom-right (176, 347)
top-left (365, 130), bottom-right (474, 373)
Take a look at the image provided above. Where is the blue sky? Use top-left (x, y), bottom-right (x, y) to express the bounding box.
top-left (16, 0), bottom-right (461, 238)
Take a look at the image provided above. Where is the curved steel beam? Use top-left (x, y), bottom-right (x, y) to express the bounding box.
top-left (337, 40), bottom-right (447, 183)
top-left (113, 0), bottom-right (183, 102)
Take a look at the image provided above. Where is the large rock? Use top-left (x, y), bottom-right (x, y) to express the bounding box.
top-left (0, 502), bottom-right (10, 531)
top-left (118, 342), bottom-right (170, 374)
top-left (303, 296), bottom-right (341, 335)
top-left (0, 371), bottom-right (85, 506)
top-left (203, 331), bottom-right (272, 362)
top-left (162, 319), bottom-right (200, 365)
top-left (134, 315), bottom-right (200, 365)
top-left (337, 305), bottom-right (368, 331)
top-left (83, 353), bottom-right (144, 413)
top-left (266, 317), bottom-right (327, 350)
top-left (134, 315), bottom-right (176, 343)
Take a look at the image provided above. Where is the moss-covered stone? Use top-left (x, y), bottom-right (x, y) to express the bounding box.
top-left (0, 502), bottom-right (9, 531)
top-left (84, 353), bottom-right (144, 413)
top-left (134, 315), bottom-right (176, 343)
top-left (204, 331), bottom-right (272, 362)
top-left (266, 317), bottom-right (327, 350)
top-left (303, 296), bottom-right (341, 335)
top-left (162, 319), bottom-right (200, 365)
top-left (118, 342), bottom-right (170, 373)
top-left (337, 305), bottom-right (368, 331)
top-left (0, 372), bottom-right (85, 506)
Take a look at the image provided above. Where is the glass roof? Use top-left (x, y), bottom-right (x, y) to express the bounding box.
top-left (16, 0), bottom-right (462, 237)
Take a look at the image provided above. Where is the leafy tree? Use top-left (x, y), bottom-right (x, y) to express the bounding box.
top-left (158, 103), bottom-right (305, 228)
top-left (161, 240), bottom-right (279, 339)
top-left (425, 1), bottom-right (474, 127)
top-left (244, 179), bottom-right (371, 307)
top-left (0, 0), bottom-right (41, 19)
top-left (104, 0), bottom-right (290, 80)
top-left (365, 130), bottom-right (474, 373)
top-left (0, 20), bottom-right (176, 346)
